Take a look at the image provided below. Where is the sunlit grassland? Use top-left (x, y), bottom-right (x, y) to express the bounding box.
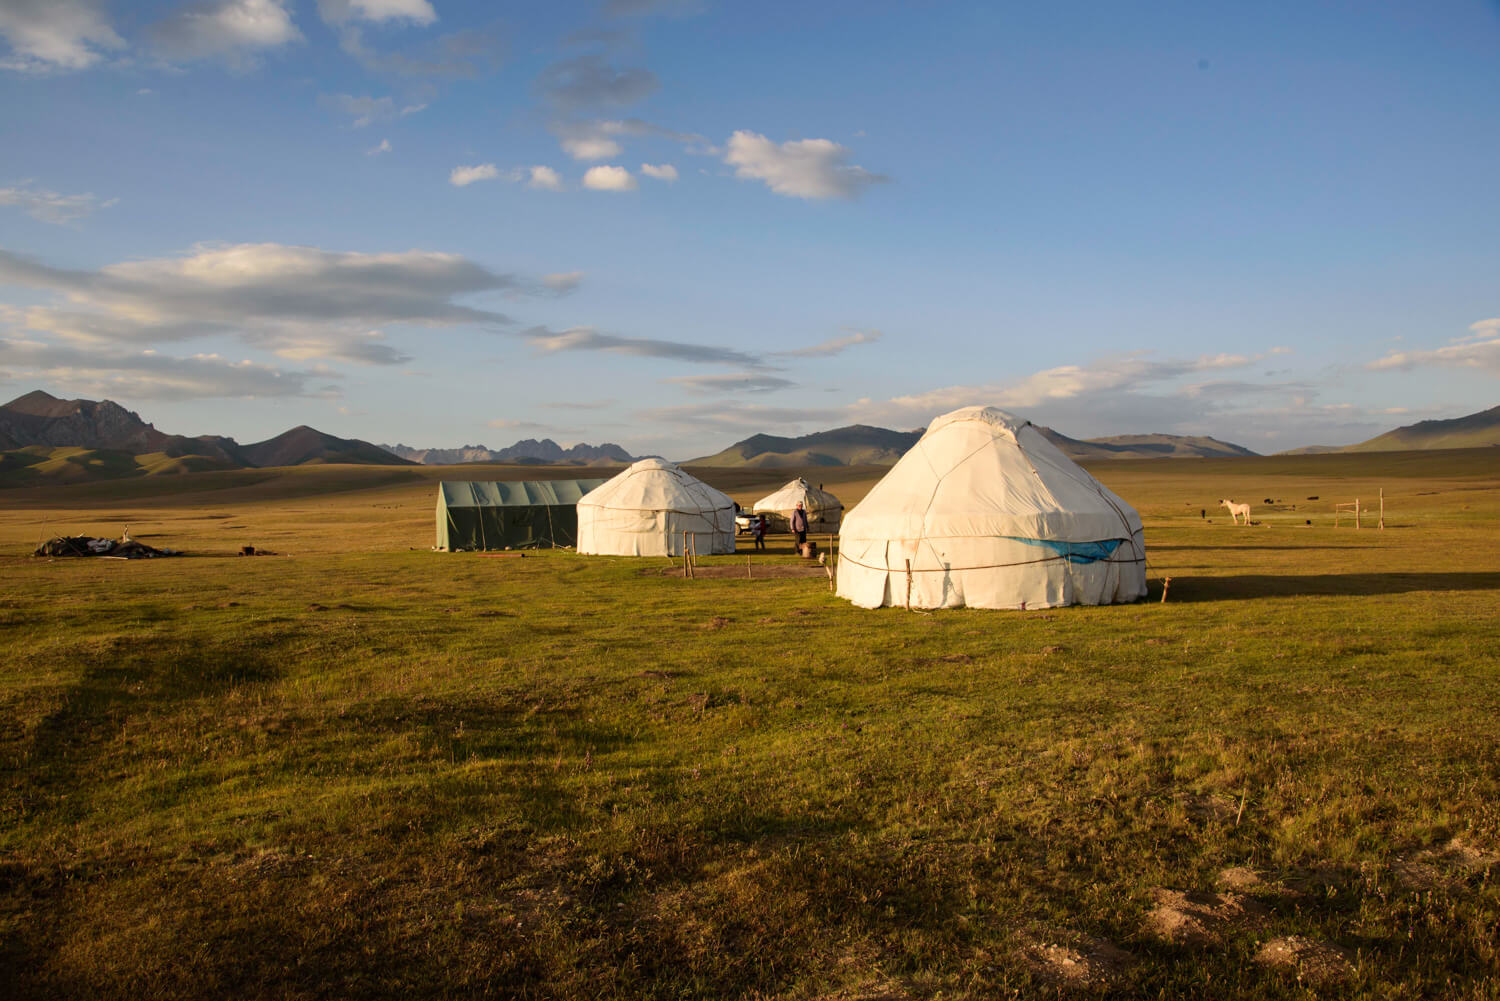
top-left (0, 451), bottom-right (1497, 999)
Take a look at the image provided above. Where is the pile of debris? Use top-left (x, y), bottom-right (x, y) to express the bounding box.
top-left (34, 535), bottom-right (179, 559)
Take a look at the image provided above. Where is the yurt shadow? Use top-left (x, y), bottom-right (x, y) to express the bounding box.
top-left (1163, 571), bottom-right (1500, 602)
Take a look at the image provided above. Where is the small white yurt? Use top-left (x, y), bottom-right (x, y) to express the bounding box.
top-left (752, 478), bottom-right (844, 533)
top-left (836, 406), bottom-right (1146, 610)
top-left (577, 458), bottom-right (737, 556)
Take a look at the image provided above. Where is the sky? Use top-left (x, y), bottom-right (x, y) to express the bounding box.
top-left (1, 0), bottom-right (1498, 459)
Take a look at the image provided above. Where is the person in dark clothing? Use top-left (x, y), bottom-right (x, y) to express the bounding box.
top-left (753, 513), bottom-right (767, 550)
top-left (790, 502), bottom-right (809, 547)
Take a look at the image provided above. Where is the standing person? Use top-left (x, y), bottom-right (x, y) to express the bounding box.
top-left (790, 501), bottom-right (809, 549)
top-left (753, 513), bottom-right (767, 550)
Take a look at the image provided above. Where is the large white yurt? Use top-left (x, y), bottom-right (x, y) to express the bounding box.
top-left (836, 406), bottom-right (1146, 610)
top-left (752, 477), bottom-right (844, 533)
top-left (577, 458), bottom-right (737, 556)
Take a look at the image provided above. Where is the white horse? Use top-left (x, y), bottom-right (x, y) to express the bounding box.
top-left (1220, 498), bottom-right (1251, 526)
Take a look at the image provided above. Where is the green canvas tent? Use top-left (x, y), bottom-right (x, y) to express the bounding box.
top-left (436, 479), bottom-right (608, 551)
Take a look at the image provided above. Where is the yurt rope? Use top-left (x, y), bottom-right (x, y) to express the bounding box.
top-left (836, 550), bottom-right (1147, 574)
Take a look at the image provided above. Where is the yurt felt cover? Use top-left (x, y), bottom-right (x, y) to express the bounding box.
top-left (835, 407), bottom-right (1146, 610)
top-left (577, 458), bottom-right (737, 556)
top-left (752, 477), bottom-right (844, 533)
top-left (436, 479), bottom-right (607, 551)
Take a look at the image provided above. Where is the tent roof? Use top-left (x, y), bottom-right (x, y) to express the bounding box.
top-left (840, 406), bottom-right (1142, 543)
top-left (438, 479), bottom-right (607, 508)
top-left (752, 477), bottom-right (843, 513)
top-left (578, 458), bottom-right (734, 514)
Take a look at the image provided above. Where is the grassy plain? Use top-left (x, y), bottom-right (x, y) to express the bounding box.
top-left (1, 451), bottom-right (1497, 999)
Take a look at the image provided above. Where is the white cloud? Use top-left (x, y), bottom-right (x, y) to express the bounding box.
top-left (148, 0), bottom-right (302, 64)
top-left (634, 401), bottom-right (845, 436)
top-left (1367, 320), bottom-right (1500, 375)
top-left (320, 93), bottom-right (424, 127)
top-left (366, 138), bottom-right (392, 155)
top-left (664, 372), bottom-right (796, 394)
top-left (582, 165), bottom-right (637, 191)
top-left (487, 418), bottom-right (548, 430)
top-left (552, 118), bottom-right (708, 161)
top-left (561, 134), bottom-right (621, 161)
top-left (846, 349), bottom-right (1304, 436)
top-left (527, 165), bottom-right (564, 191)
top-left (0, 338), bottom-right (324, 400)
top-left (0, 183), bottom-right (116, 224)
top-left (449, 163), bottom-right (499, 187)
top-left (724, 130), bottom-right (886, 200)
top-left (317, 0), bottom-right (436, 26)
top-left (640, 162), bottom-right (677, 182)
top-left (525, 325), bottom-right (760, 366)
top-left (542, 272), bottom-right (584, 293)
top-left (535, 53), bottom-right (657, 110)
top-left (332, 22), bottom-right (504, 79)
top-left (0, 243), bottom-right (530, 366)
top-left (0, 0), bottom-right (123, 72)
top-left (774, 328), bottom-right (880, 358)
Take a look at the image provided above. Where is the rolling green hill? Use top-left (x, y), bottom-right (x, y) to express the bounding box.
top-left (691, 423), bottom-right (1261, 467)
top-left (0, 446), bottom-right (244, 488)
top-left (1345, 404), bottom-right (1500, 452)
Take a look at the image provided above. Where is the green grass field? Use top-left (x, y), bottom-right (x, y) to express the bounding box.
top-left (1, 452), bottom-right (1497, 999)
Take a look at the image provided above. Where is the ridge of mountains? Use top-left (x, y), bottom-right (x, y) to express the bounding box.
top-left (1342, 404), bottom-right (1500, 452)
top-left (687, 423), bottom-right (1259, 467)
top-left (380, 439), bottom-right (634, 466)
top-left (2, 390), bottom-right (1496, 488)
top-left (0, 391), bottom-right (407, 469)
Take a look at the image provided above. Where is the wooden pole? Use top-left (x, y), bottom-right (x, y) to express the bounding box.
top-left (1379, 487), bottom-right (1385, 530)
top-left (1356, 498), bottom-right (1361, 530)
top-left (905, 558), bottom-right (913, 611)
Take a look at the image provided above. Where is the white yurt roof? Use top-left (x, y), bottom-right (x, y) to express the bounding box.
top-left (752, 477), bottom-right (843, 515)
top-left (842, 406), bottom-right (1142, 543)
top-left (576, 457), bottom-right (737, 556)
top-left (578, 457), bottom-right (735, 515)
top-left (835, 406), bottom-right (1145, 609)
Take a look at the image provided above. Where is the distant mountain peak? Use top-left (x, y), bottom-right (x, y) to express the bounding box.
top-left (380, 438), bottom-right (634, 466)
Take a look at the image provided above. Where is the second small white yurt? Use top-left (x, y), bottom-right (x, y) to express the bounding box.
top-left (577, 458), bottom-right (737, 556)
top-left (752, 478), bottom-right (844, 533)
top-left (836, 406), bottom-right (1146, 610)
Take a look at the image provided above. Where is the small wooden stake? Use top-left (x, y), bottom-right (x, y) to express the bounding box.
top-left (1379, 487), bottom-right (1384, 530)
top-left (1160, 576), bottom-right (1172, 603)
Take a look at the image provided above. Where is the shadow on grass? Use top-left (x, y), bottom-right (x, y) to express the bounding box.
top-left (17, 640), bottom-right (284, 811)
top-left (1167, 572), bottom-right (1500, 601)
top-left (1151, 544), bottom-right (1376, 552)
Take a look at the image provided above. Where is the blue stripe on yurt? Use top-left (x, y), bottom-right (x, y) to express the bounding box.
top-left (1005, 537), bottom-right (1125, 563)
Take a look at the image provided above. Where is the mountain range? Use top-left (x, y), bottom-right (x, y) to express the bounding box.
top-left (2, 389), bottom-right (1495, 489)
top-left (380, 439), bottom-right (634, 465)
top-left (0, 391), bottom-right (406, 469)
top-left (687, 423), bottom-right (1259, 467)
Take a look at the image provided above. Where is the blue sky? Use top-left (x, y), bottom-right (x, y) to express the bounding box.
top-left (2, 0), bottom-right (1497, 458)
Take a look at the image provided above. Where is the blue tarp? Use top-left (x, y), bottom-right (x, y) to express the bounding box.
top-left (1006, 537), bottom-right (1125, 563)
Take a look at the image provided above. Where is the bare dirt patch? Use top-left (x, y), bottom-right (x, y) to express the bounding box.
top-left (1180, 791), bottom-right (1239, 824)
top-left (1393, 836), bottom-right (1500, 891)
top-left (1018, 931), bottom-right (1132, 988)
top-left (1213, 867), bottom-right (1265, 891)
top-left (1144, 888), bottom-right (1268, 945)
top-left (1214, 866), bottom-right (1295, 898)
top-left (1255, 935), bottom-right (1356, 986)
